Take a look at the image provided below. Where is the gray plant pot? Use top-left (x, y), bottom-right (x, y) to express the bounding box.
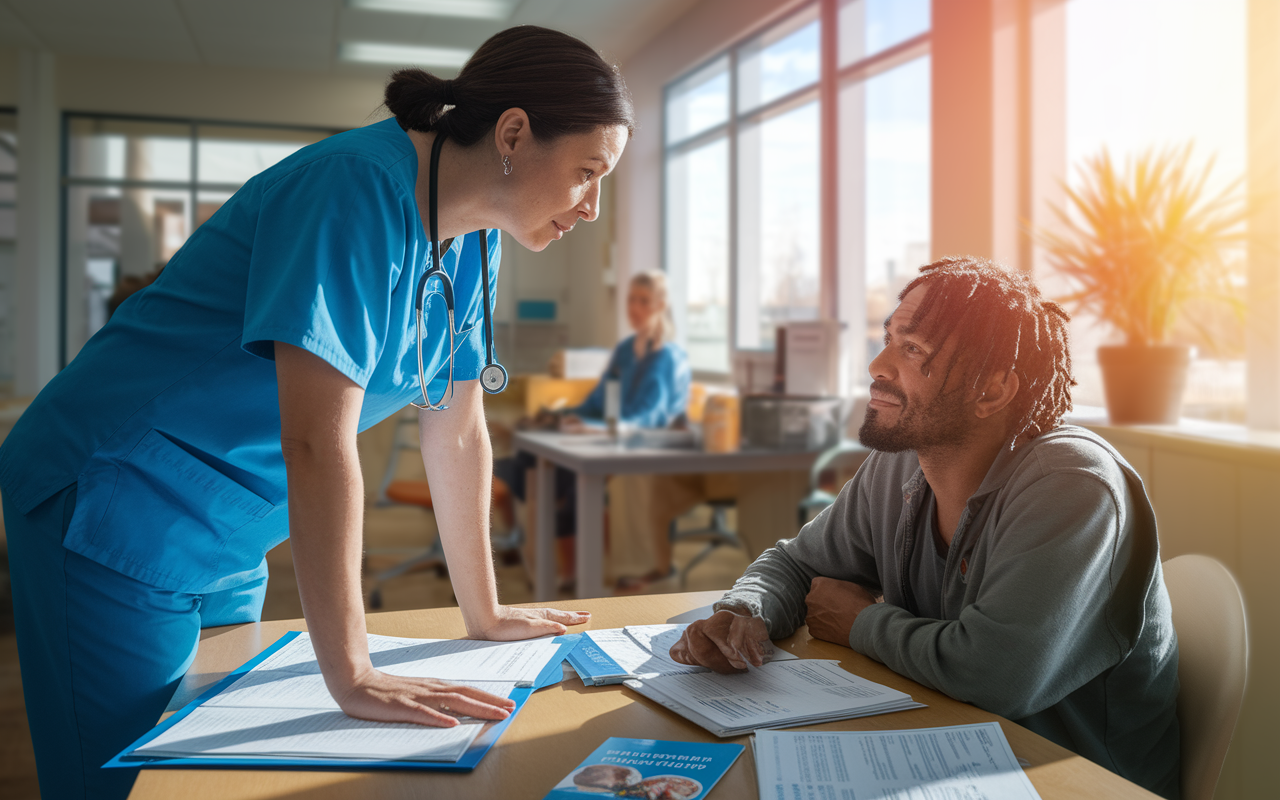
top-left (1097, 344), bottom-right (1191, 425)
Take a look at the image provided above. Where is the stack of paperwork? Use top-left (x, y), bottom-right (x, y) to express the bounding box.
top-left (110, 631), bottom-right (576, 770)
top-left (567, 623), bottom-right (797, 685)
top-left (624, 659), bottom-right (924, 738)
top-left (753, 723), bottom-right (1042, 799)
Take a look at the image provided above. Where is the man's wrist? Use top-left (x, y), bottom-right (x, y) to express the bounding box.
top-left (713, 597), bottom-right (759, 619)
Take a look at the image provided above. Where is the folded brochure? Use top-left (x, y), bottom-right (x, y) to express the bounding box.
top-left (543, 737), bottom-right (742, 799)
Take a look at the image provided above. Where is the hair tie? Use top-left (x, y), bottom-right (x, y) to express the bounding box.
top-left (442, 79), bottom-right (457, 106)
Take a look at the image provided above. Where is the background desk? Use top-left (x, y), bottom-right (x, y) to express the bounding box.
top-left (128, 592), bottom-right (1158, 800)
top-left (513, 431), bottom-right (829, 599)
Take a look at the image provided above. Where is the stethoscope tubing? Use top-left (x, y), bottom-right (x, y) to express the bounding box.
top-left (412, 132), bottom-right (506, 410)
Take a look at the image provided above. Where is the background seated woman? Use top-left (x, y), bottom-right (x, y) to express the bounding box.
top-left (496, 270), bottom-right (690, 588)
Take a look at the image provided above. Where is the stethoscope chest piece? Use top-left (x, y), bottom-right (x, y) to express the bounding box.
top-left (412, 131), bottom-right (508, 410)
top-left (481, 362), bottom-right (508, 394)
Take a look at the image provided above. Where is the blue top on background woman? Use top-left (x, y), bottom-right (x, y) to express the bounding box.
top-left (568, 270), bottom-right (690, 429)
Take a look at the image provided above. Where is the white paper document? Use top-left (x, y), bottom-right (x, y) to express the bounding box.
top-left (133, 632), bottom-right (554, 763)
top-left (625, 659), bottom-right (923, 737)
top-left (203, 633), bottom-right (550, 711)
top-left (134, 705), bottom-right (492, 762)
top-left (754, 723), bottom-right (1043, 800)
top-left (577, 624), bottom-right (797, 684)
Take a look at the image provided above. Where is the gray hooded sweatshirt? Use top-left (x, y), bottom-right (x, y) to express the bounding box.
top-left (717, 425), bottom-right (1181, 799)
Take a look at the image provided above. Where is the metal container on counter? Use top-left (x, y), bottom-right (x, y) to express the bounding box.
top-left (741, 395), bottom-right (845, 451)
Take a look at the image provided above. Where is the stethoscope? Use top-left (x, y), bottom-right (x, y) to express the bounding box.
top-left (411, 132), bottom-right (508, 411)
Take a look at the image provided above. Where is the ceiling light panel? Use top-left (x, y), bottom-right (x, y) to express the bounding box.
top-left (348, 0), bottom-right (516, 20)
top-left (340, 41), bottom-right (472, 67)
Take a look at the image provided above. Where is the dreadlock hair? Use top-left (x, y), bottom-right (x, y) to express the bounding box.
top-left (899, 256), bottom-right (1076, 448)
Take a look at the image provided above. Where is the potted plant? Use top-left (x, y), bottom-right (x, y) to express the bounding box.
top-left (1038, 143), bottom-right (1247, 424)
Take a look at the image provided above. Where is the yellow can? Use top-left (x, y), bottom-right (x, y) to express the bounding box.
top-left (702, 393), bottom-right (741, 453)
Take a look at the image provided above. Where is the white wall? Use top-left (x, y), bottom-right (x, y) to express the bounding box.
top-left (53, 53), bottom-right (388, 129)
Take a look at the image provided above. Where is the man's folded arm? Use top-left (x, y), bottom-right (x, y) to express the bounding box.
top-left (849, 470), bottom-right (1129, 721)
top-left (717, 469), bottom-right (883, 640)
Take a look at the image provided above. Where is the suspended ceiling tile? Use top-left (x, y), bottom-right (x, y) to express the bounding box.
top-left (6, 0), bottom-right (200, 62)
top-left (337, 8), bottom-right (494, 51)
top-left (0, 3), bottom-right (43, 48)
top-left (179, 0), bottom-right (340, 40)
top-left (197, 40), bottom-right (335, 72)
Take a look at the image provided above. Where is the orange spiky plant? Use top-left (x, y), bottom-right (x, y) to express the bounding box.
top-left (1038, 143), bottom-right (1247, 349)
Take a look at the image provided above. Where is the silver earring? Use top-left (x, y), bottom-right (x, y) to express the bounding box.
top-left (502, 155), bottom-right (512, 176)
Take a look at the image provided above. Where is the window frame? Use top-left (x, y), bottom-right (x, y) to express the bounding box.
top-left (661, 0), bottom-right (931, 380)
top-left (59, 111), bottom-right (342, 367)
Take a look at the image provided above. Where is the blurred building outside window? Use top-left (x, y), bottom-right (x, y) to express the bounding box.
top-left (663, 0), bottom-right (930, 385)
top-left (1065, 0), bottom-right (1247, 424)
top-left (61, 115), bottom-right (337, 365)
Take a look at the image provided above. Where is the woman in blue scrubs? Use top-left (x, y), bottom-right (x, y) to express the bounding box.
top-left (564, 269), bottom-right (691, 430)
top-left (0, 26), bottom-right (632, 800)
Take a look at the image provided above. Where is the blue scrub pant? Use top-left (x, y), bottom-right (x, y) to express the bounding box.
top-left (4, 484), bottom-right (268, 800)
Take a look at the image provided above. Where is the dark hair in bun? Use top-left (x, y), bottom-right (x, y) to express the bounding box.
top-left (383, 25), bottom-right (635, 147)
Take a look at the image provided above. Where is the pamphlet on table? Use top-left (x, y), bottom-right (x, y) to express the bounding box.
top-left (543, 737), bottom-right (742, 799)
top-left (753, 723), bottom-right (1043, 800)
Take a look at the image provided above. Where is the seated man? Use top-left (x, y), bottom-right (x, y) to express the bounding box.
top-left (670, 257), bottom-right (1181, 800)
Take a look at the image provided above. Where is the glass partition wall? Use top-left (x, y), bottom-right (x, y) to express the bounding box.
top-left (663, 0), bottom-right (931, 384)
top-left (61, 115), bottom-right (337, 365)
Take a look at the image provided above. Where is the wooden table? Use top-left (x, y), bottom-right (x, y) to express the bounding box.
top-left (128, 592), bottom-right (1158, 800)
top-left (514, 430), bottom-right (835, 600)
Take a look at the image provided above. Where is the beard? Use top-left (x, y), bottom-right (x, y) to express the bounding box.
top-left (858, 382), bottom-right (971, 453)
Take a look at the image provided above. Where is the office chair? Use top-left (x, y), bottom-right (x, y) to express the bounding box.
top-left (1162, 554), bottom-right (1248, 800)
top-left (796, 439), bottom-right (870, 525)
top-left (796, 394), bottom-right (871, 525)
top-left (670, 498), bottom-right (741, 588)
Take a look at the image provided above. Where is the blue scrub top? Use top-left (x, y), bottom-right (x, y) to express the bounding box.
top-left (0, 118), bottom-right (500, 594)
top-left (571, 336), bottom-right (690, 429)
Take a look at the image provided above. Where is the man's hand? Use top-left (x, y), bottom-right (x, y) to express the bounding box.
top-left (804, 577), bottom-right (878, 645)
top-left (669, 608), bottom-right (771, 674)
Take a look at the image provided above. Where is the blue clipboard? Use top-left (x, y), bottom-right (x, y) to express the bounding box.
top-left (105, 631), bottom-right (582, 772)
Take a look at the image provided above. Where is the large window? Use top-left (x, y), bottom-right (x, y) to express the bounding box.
top-left (664, 0), bottom-right (930, 382)
top-left (61, 115), bottom-right (338, 364)
top-left (1066, 0), bottom-right (1246, 422)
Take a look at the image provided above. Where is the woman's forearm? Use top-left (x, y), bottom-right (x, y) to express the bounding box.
top-left (285, 435), bottom-right (371, 692)
top-left (418, 379), bottom-right (502, 635)
top-left (275, 342), bottom-right (373, 696)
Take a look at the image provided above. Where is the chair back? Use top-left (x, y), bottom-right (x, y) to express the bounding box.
top-left (524, 375), bottom-right (597, 417)
top-left (1163, 554), bottom-right (1248, 800)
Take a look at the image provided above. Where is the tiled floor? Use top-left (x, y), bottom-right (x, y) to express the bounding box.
top-left (0, 500), bottom-right (751, 799)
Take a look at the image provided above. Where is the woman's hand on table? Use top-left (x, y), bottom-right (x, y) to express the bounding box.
top-left (471, 605), bottom-right (591, 640)
top-left (334, 668), bottom-right (516, 728)
top-left (669, 608), bottom-right (771, 674)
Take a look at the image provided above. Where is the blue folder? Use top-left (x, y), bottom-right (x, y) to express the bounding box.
top-left (565, 634), bottom-right (633, 685)
top-left (105, 631), bottom-right (582, 772)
